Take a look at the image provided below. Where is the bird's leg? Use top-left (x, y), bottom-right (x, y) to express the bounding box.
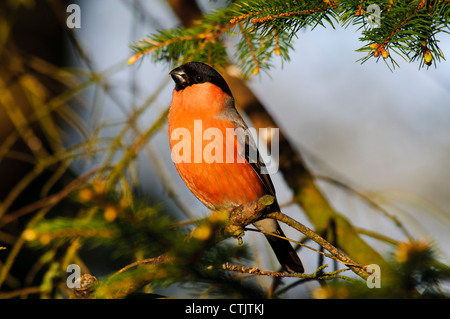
top-left (224, 195), bottom-right (275, 244)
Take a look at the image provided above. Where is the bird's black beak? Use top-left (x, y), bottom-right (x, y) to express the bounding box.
top-left (170, 67), bottom-right (188, 90)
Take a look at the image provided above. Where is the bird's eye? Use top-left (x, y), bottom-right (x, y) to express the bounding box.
top-left (195, 75), bottom-right (203, 82)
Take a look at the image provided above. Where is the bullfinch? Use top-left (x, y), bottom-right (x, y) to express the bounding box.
top-left (168, 62), bottom-right (304, 273)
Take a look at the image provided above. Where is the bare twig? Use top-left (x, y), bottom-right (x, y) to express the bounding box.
top-left (266, 211), bottom-right (370, 280)
top-left (0, 286), bottom-right (41, 299)
top-left (0, 166), bottom-right (105, 227)
top-left (222, 263), bottom-right (354, 281)
top-left (111, 253), bottom-right (173, 279)
top-left (222, 195), bottom-right (370, 280)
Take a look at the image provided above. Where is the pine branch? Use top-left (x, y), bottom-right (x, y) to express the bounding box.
top-left (129, 0), bottom-right (450, 74)
top-left (67, 194), bottom-right (370, 299)
top-left (353, 0), bottom-right (450, 68)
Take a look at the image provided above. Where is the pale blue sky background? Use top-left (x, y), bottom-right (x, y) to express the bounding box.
top-left (71, 0), bottom-right (450, 296)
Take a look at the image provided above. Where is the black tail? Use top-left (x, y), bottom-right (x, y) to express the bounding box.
top-left (253, 218), bottom-right (304, 273)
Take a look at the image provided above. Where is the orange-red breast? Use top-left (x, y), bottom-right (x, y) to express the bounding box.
top-left (168, 62), bottom-right (303, 273)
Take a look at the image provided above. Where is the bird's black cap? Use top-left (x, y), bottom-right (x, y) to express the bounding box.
top-left (170, 62), bottom-right (232, 96)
